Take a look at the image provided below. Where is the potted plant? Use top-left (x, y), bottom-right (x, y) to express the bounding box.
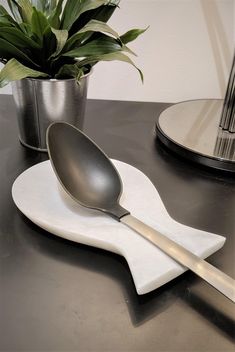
top-left (0, 0), bottom-right (146, 151)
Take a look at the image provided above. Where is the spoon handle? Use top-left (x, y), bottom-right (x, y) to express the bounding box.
top-left (121, 214), bottom-right (235, 303)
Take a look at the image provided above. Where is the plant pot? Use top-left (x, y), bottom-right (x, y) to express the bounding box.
top-left (11, 72), bottom-right (91, 152)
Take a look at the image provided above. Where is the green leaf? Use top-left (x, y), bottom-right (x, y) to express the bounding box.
top-left (120, 27), bottom-right (148, 44)
top-left (6, 0), bottom-right (22, 22)
top-left (61, 0), bottom-right (108, 30)
top-left (76, 51), bottom-right (143, 82)
top-left (50, 28), bottom-right (68, 57)
top-left (0, 5), bottom-right (18, 26)
top-left (18, 21), bottom-right (34, 36)
top-left (0, 5), bottom-right (22, 28)
top-left (48, 0), bottom-right (64, 28)
top-left (0, 58), bottom-right (48, 88)
top-left (69, 0), bottom-right (119, 35)
top-left (0, 38), bottom-right (39, 67)
top-left (64, 19), bottom-right (120, 52)
top-left (42, 25), bottom-right (57, 59)
top-left (63, 36), bottom-right (122, 58)
top-left (77, 19), bottom-right (119, 39)
top-left (17, 0), bottom-right (34, 23)
top-left (0, 26), bottom-right (41, 50)
top-left (45, 0), bottom-right (58, 14)
top-left (31, 7), bottom-right (49, 43)
top-left (55, 62), bottom-right (84, 80)
top-left (31, 0), bottom-right (57, 14)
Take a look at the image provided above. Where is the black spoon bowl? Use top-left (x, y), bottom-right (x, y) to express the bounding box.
top-left (47, 122), bottom-right (129, 220)
top-left (46, 122), bottom-right (235, 303)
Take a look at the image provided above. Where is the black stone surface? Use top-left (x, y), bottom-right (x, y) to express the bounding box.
top-left (0, 95), bottom-right (234, 351)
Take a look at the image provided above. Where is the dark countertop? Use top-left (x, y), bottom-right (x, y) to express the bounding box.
top-left (0, 95), bottom-right (234, 351)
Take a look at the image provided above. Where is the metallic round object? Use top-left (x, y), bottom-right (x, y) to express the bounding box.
top-left (156, 99), bottom-right (235, 172)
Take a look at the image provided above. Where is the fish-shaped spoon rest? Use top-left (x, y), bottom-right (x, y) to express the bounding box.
top-left (12, 159), bottom-right (226, 295)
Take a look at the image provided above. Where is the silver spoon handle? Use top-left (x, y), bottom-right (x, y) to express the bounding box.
top-left (121, 214), bottom-right (235, 303)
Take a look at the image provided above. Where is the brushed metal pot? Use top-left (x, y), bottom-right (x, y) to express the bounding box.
top-left (12, 72), bottom-right (91, 151)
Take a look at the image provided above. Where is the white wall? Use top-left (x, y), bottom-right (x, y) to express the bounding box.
top-left (0, 0), bottom-right (234, 103)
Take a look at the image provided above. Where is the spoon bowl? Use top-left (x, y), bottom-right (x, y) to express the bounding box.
top-left (47, 122), bottom-right (129, 219)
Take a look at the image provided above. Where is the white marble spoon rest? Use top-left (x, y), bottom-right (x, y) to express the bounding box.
top-left (12, 160), bottom-right (225, 294)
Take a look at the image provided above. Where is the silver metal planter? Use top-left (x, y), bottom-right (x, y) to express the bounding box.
top-left (12, 72), bottom-right (90, 151)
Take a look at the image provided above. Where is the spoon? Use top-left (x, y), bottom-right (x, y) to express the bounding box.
top-left (46, 122), bottom-right (235, 303)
